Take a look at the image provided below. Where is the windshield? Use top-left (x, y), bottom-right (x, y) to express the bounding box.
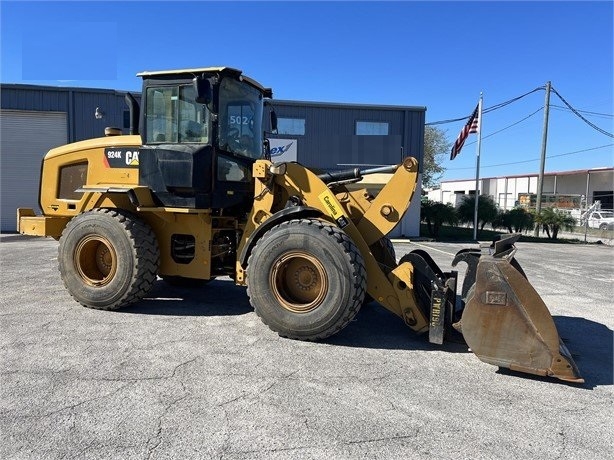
top-left (218, 78), bottom-right (264, 159)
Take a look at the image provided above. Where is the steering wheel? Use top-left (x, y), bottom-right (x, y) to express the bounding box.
top-left (227, 127), bottom-right (241, 144)
top-left (226, 128), bottom-right (253, 154)
top-left (240, 134), bottom-right (254, 149)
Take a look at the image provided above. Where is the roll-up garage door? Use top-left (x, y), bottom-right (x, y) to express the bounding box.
top-left (1, 110), bottom-right (68, 232)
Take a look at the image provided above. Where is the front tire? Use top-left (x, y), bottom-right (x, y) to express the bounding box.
top-left (58, 208), bottom-right (159, 310)
top-left (246, 219), bottom-right (366, 340)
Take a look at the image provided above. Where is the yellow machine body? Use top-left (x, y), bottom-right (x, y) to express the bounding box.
top-left (19, 141), bottom-right (429, 331)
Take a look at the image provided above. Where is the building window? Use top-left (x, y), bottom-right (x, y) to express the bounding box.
top-left (277, 117), bottom-right (305, 135)
top-left (356, 121), bottom-right (389, 135)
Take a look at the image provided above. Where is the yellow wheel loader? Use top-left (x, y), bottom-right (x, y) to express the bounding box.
top-left (17, 67), bottom-right (582, 383)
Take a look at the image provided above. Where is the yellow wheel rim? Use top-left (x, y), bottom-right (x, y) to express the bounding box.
top-left (74, 235), bottom-right (117, 286)
top-left (270, 251), bottom-right (328, 313)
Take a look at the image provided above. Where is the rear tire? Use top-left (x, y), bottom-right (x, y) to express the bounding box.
top-left (58, 208), bottom-right (159, 310)
top-left (246, 219), bottom-right (366, 340)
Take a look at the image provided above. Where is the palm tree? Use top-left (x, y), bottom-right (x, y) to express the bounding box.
top-left (493, 208), bottom-right (535, 233)
top-left (421, 199), bottom-right (458, 238)
top-left (457, 195), bottom-right (499, 232)
top-left (535, 208), bottom-right (576, 240)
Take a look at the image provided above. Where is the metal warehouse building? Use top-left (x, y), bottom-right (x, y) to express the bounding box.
top-left (0, 83), bottom-right (426, 234)
top-left (0, 84), bottom-right (137, 232)
top-left (427, 168), bottom-right (614, 211)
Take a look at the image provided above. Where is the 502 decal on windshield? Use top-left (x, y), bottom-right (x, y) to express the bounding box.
top-left (229, 115), bottom-right (250, 125)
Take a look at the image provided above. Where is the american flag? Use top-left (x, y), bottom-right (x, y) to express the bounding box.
top-left (450, 104), bottom-right (480, 160)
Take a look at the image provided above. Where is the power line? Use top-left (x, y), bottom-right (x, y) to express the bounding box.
top-left (482, 87), bottom-right (545, 114)
top-left (426, 86), bottom-right (545, 126)
top-left (446, 144), bottom-right (614, 170)
top-left (547, 144), bottom-right (614, 159)
top-left (465, 107), bottom-right (543, 146)
top-left (550, 104), bottom-right (613, 118)
top-left (550, 86), bottom-right (614, 138)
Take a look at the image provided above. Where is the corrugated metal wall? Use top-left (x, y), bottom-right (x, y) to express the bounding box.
top-left (71, 90), bottom-right (135, 141)
top-left (265, 100), bottom-right (426, 237)
top-left (0, 86), bottom-right (70, 112)
top-left (0, 85), bottom-right (137, 142)
top-left (266, 100), bottom-right (426, 171)
top-left (0, 110), bottom-right (68, 231)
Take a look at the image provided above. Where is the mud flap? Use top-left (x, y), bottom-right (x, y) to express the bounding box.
top-left (455, 237), bottom-right (583, 383)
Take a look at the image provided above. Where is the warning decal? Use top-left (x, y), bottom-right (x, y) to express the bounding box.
top-left (318, 190), bottom-right (349, 228)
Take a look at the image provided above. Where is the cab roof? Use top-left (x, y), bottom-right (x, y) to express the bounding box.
top-left (136, 67), bottom-right (271, 97)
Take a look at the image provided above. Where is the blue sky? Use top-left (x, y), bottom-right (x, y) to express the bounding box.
top-left (2, 0), bottom-right (612, 182)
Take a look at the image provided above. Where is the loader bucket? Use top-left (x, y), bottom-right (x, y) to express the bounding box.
top-left (454, 236), bottom-right (583, 383)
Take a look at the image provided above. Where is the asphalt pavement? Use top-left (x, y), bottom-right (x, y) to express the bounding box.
top-left (1, 234), bottom-right (612, 459)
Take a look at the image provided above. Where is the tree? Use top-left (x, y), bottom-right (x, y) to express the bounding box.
top-left (422, 126), bottom-right (450, 188)
top-left (492, 208), bottom-right (535, 233)
top-left (535, 208), bottom-right (576, 240)
top-left (421, 199), bottom-right (458, 238)
top-left (491, 210), bottom-right (512, 233)
top-left (457, 195), bottom-right (499, 231)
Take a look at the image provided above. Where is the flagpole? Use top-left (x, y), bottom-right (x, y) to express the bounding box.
top-left (472, 93), bottom-right (484, 241)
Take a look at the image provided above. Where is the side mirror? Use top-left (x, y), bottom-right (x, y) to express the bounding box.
top-left (263, 138), bottom-right (271, 161)
top-left (193, 76), bottom-right (213, 105)
top-left (270, 110), bottom-right (278, 134)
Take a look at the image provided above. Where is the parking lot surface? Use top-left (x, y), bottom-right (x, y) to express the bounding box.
top-left (1, 235), bottom-right (613, 459)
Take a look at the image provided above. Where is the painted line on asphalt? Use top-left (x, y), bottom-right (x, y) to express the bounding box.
top-left (405, 241), bottom-right (457, 256)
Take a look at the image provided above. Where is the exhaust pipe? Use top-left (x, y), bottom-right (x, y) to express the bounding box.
top-left (125, 93), bottom-right (140, 135)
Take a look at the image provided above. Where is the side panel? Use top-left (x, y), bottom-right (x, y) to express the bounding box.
top-left (140, 211), bottom-right (214, 280)
top-left (39, 139), bottom-right (140, 218)
top-left (138, 144), bottom-right (213, 208)
top-left (138, 211), bottom-right (239, 281)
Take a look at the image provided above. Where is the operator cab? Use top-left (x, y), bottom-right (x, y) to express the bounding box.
top-left (135, 67), bottom-right (273, 213)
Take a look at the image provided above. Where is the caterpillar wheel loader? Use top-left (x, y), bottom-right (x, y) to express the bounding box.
top-left (17, 67), bottom-right (583, 383)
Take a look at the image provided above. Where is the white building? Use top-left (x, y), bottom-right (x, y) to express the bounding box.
top-left (428, 167), bottom-right (614, 211)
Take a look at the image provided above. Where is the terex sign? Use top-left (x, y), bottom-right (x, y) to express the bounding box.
top-left (268, 138), bottom-right (297, 163)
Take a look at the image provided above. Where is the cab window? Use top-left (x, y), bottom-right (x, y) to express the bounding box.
top-left (145, 85), bottom-right (210, 144)
top-left (218, 78), bottom-right (264, 159)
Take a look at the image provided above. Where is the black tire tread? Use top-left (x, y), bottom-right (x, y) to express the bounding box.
top-left (246, 218), bottom-right (366, 341)
top-left (59, 208), bottom-right (159, 310)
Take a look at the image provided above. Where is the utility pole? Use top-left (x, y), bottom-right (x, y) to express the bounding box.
top-left (472, 94), bottom-right (484, 241)
top-left (534, 81), bottom-right (551, 237)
